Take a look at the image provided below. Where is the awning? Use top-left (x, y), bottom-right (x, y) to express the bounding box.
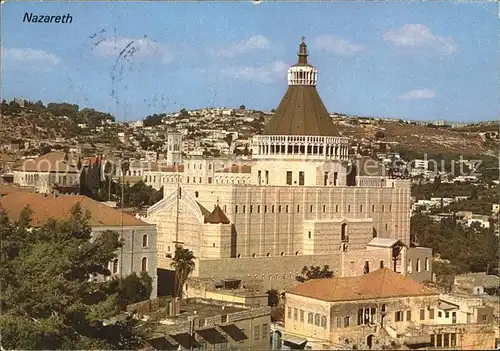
top-left (219, 324), bottom-right (248, 342)
top-left (405, 335), bottom-right (432, 346)
top-left (196, 328), bottom-right (227, 345)
top-left (283, 335), bottom-right (308, 346)
top-left (148, 336), bottom-right (178, 350)
top-left (438, 300), bottom-right (459, 311)
top-left (170, 333), bottom-right (200, 349)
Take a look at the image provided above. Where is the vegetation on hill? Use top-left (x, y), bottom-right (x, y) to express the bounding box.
top-left (0, 204), bottom-right (149, 349)
top-left (411, 213), bottom-right (498, 290)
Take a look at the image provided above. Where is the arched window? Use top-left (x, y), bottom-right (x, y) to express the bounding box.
top-left (142, 235), bottom-right (148, 248)
top-left (425, 257), bottom-right (429, 271)
top-left (341, 223), bottom-right (347, 241)
top-left (141, 257), bottom-right (147, 272)
top-left (416, 258), bottom-right (421, 272)
top-left (112, 258), bottom-right (118, 274)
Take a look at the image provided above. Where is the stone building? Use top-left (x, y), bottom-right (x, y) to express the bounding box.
top-left (0, 192), bottom-right (158, 298)
top-left (279, 268), bottom-right (496, 350)
top-left (144, 38), bottom-right (432, 290)
top-left (144, 298), bottom-right (271, 351)
top-left (13, 151), bottom-right (80, 194)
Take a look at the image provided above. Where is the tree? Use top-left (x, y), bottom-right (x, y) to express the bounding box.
top-left (170, 247), bottom-right (195, 298)
top-left (0, 204), bottom-right (144, 349)
top-left (111, 272), bottom-right (153, 309)
top-left (374, 131), bottom-right (385, 139)
top-left (224, 133), bottom-right (234, 148)
top-left (296, 265), bottom-right (334, 283)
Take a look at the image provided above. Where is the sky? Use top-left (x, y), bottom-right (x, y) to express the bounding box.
top-left (1, 2), bottom-right (498, 122)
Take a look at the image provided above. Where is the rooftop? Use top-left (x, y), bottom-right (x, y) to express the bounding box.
top-left (288, 268), bottom-right (438, 302)
top-left (0, 192), bottom-right (150, 227)
top-left (14, 151), bottom-right (79, 173)
top-left (262, 39), bottom-right (340, 137)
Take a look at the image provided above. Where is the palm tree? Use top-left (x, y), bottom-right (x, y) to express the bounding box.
top-left (170, 247), bottom-right (196, 298)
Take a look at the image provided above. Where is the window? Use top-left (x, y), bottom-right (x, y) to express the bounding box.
top-left (445, 311), bottom-right (449, 318)
top-left (416, 258), bottom-right (421, 272)
top-left (264, 205), bottom-right (268, 213)
top-left (253, 325), bottom-right (260, 340)
top-left (299, 171), bottom-right (305, 185)
top-left (286, 171), bottom-right (292, 185)
top-left (372, 205), bottom-right (375, 212)
top-left (112, 259), bottom-right (118, 274)
top-left (294, 308), bottom-right (298, 320)
top-left (382, 205), bottom-right (385, 212)
top-left (309, 205), bottom-right (313, 213)
top-left (243, 205), bottom-right (246, 213)
top-left (431, 334), bottom-right (435, 346)
top-left (348, 205), bottom-right (351, 212)
top-left (380, 260), bottom-right (384, 269)
top-left (323, 205), bottom-right (326, 212)
top-left (360, 205), bottom-right (363, 212)
top-left (425, 257), bottom-right (429, 271)
top-left (395, 311), bottom-right (404, 322)
top-left (286, 205), bottom-right (289, 213)
top-left (443, 333), bottom-right (449, 347)
top-left (314, 314), bottom-right (320, 326)
top-left (407, 259), bottom-right (413, 273)
top-left (300, 310), bottom-right (304, 322)
top-left (341, 223), bottom-right (347, 241)
top-left (320, 316), bottom-right (326, 328)
top-left (265, 170), bottom-right (269, 184)
top-left (308, 231), bottom-right (311, 239)
top-left (335, 205), bottom-right (339, 212)
top-left (357, 309), bottom-right (364, 325)
top-left (278, 205), bottom-right (282, 213)
top-left (438, 311), bottom-right (442, 318)
top-left (141, 257), bottom-right (147, 272)
top-left (257, 205), bottom-right (260, 213)
top-left (257, 170), bottom-right (261, 183)
top-left (272, 205), bottom-right (275, 213)
top-left (363, 261), bottom-right (370, 274)
top-left (406, 310), bottom-right (412, 321)
top-left (194, 191), bottom-right (199, 198)
top-left (250, 205), bottom-right (253, 213)
top-left (333, 172), bottom-right (338, 186)
top-left (420, 309), bottom-right (425, 320)
top-left (287, 307), bottom-right (292, 319)
top-left (389, 205), bottom-right (392, 212)
top-left (297, 205), bottom-right (300, 213)
top-left (308, 312), bottom-right (313, 324)
top-left (235, 205), bottom-right (239, 213)
top-left (336, 317), bottom-right (342, 328)
top-left (343, 316), bottom-right (350, 327)
top-left (450, 333), bottom-right (457, 347)
top-left (436, 334), bottom-right (442, 347)
top-left (262, 324), bottom-right (268, 340)
top-left (142, 235), bottom-right (148, 247)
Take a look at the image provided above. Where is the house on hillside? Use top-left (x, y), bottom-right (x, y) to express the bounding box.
top-left (12, 151), bottom-right (80, 194)
top-left (0, 192), bottom-right (158, 298)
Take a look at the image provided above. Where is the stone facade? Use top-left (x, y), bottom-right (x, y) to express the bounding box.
top-left (94, 225), bottom-right (158, 298)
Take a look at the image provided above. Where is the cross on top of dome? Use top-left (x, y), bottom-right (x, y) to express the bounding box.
top-left (298, 36), bottom-right (308, 64)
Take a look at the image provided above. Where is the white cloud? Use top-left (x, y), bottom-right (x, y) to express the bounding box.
top-left (383, 24), bottom-right (458, 55)
top-left (222, 60), bottom-right (288, 84)
top-left (399, 89), bottom-right (437, 100)
top-left (314, 35), bottom-right (365, 57)
top-left (217, 35), bottom-right (272, 58)
top-left (93, 37), bottom-right (173, 63)
top-left (1, 48), bottom-right (62, 66)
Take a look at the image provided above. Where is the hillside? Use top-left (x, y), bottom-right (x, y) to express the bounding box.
top-left (1, 99), bottom-right (498, 159)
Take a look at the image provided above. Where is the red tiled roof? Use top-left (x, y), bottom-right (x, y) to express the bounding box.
top-left (158, 164), bottom-right (184, 173)
top-left (0, 192), bottom-right (149, 227)
top-left (217, 164), bottom-right (251, 174)
top-left (288, 268), bottom-right (437, 302)
top-left (14, 152), bottom-right (79, 173)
